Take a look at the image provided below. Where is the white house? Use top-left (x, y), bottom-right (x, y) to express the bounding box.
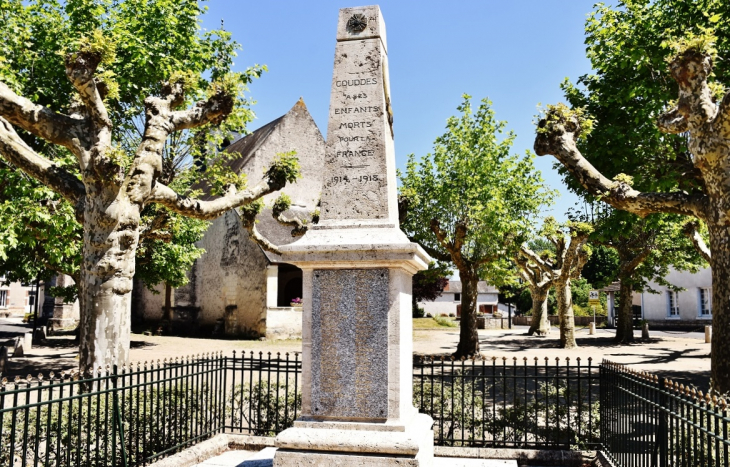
top-left (418, 280), bottom-right (499, 317)
top-left (638, 267), bottom-right (712, 328)
top-left (602, 267), bottom-right (713, 328)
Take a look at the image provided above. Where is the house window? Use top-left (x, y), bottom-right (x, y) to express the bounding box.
top-left (699, 288), bottom-right (712, 317)
top-left (0, 290), bottom-right (7, 308)
top-left (454, 293), bottom-right (461, 302)
top-left (667, 290), bottom-right (679, 317)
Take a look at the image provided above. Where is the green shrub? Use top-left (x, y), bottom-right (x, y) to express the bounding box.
top-left (228, 380), bottom-right (300, 436)
top-left (414, 372), bottom-right (599, 449)
top-left (433, 316), bottom-right (457, 328)
top-left (1, 382), bottom-right (211, 467)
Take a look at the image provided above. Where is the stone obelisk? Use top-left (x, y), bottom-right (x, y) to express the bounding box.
top-left (274, 5), bottom-right (434, 466)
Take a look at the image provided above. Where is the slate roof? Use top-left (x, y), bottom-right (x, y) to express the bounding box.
top-left (193, 115), bottom-right (286, 202)
top-left (190, 99), bottom-right (319, 264)
top-left (443, 281), bottom-right (498, 294)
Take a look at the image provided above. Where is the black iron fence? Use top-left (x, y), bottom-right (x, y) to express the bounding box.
top-left (4, 352), bottom-right (726, 466)
top-left (0, 352), bottom-right (227, 467)
top-left (601, 360), bottom-right (730, 467)
top-left (225, 351), bottom-right (301, 436)
top-left (414, 355), bottom-right (600, 449)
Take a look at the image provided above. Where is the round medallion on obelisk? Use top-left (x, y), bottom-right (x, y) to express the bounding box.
top-left (346, 13), bottom-right (368, 33)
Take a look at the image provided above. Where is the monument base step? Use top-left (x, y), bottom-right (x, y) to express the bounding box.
top-left (194, 448), bottom-right (519, 467)
top-left (273, 413), bottom-right (434, 466)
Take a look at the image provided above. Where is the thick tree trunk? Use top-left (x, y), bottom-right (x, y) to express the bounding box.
top-left (709, 223), bottom-right (730, 394)
top-left (528, 286), bottom-right (550, 336)
top-left (555, 279), bottom-right (577, 349)
top-left (163, 283), bottom-right (173, 321)
top-left (614, 279), bottom-right (635, 344)
top-left (78, 193), bottom-right (139, 374)
top-left (454, 272), bottom-right (479, 358)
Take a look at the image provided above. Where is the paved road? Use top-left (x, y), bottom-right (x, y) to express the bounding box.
top-left (0, 317), bottom-right (33, 340)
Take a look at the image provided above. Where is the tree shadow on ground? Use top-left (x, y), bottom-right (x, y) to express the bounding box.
top-left (3, 353), bottom-right (78, 379)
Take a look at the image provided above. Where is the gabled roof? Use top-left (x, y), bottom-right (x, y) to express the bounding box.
top-left (193, 98), bottom-right (311, 201)
top-left (221, 115), bottom-right (285, 175)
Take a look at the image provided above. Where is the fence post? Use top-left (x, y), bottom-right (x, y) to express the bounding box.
top-left (654, 377), bottom-right (668, 467)
top-left (113, 365), bottom-right (129, 467)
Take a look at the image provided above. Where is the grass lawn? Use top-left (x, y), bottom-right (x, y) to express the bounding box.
top-left (413, 317), bottom-right (458, 329)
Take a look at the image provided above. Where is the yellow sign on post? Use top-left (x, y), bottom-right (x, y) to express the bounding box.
top-left (589, 290), bottom-right (600, 306)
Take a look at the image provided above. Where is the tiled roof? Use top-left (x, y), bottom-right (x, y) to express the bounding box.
top-left (444, 280), bottom-right (498, 294)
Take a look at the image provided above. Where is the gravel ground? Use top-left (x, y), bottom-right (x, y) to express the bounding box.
top-left (1, 318), bottom-right (710, 388)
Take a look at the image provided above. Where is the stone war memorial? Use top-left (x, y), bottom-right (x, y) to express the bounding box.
top-left (274, 5), bottom-right (435, 466)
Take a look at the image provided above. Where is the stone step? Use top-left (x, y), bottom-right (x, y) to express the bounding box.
top-left (193, 448), bottom-right (519, 467)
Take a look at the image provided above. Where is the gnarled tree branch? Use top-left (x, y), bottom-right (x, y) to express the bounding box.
top-left (534, 115), bottom-right (707, 219)
top-left (238, 207), bottom-right (281, 255)
top-left (126, 83), bottom-right (237, 204)
top-left (64, 51), bottom-right (112, 133)
top-left (682, 221), bottom-right (712, 263)
top-left (0, 82), bottom-right (84, 153)
top-left (0, 117), bottom-right (85, 204)
top-left (518, 246), bottom-right (553, 275)
top-left (148, 177), bottom-right (284, 221)
top-left (170, 91), bottom-right (234, 132)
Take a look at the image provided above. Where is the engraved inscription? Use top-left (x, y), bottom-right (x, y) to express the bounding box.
top-left (320, 35), bottom-right (392, 221)
top-left (311, 269), bottom-right (389, 419)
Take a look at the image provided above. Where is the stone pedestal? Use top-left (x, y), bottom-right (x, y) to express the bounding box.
top-left (273, 5), bottom-right (434, 466)
top-left (44, 274), bottom-right (79, 331)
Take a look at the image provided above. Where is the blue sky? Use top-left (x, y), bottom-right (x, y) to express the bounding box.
top-left (200, 1), bottom-right (604, 221)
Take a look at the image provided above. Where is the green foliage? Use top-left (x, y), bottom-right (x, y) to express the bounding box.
top-left (229, 381), bottom-right (301, 437)
top-left (414, 372), bottom-right (600, 449)
top-left (135, 207), bottom-right (208, 291)
top-left (433, 315), bottom-right (458, 328)
top-left (239, 199), bottom-right (264, 223)
top-left (399, 95), bottom-right (554, 284)
top-left (556, 0), bottom-right (719, 294)
top-left (535, 103), bottom-right (594, 139)
top-left (48, 284), bottom-right (79, 304)
top-left (272, 193), bottom-right (292, 217)
top-left (0, 0), bottom-right (271, 290)
top-left (266, 151), bottom-right (300, 186)
top-left (1, 383), bottom-right (206, 467)
top-left (582, 244), bottom-right (619, 289)
top-left (663, 26), bottom-right (719, 62)
top-left (562, 0), bottom-right (730, 198)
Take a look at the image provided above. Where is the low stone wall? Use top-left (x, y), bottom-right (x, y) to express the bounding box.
top-left (476, 316), bottom-right (511, 329)
top-left (512, 316), bottom-right (607, 327)
top-left (266, 308), bottom-right (303, 339)
top-left (645, 319), bottom-right (712, 331)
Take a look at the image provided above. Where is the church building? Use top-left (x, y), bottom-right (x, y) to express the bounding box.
top-left (133, 99), bottom-right (325, 339)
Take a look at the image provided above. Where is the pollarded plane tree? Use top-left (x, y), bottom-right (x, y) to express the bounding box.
top-left (580, 207), bottom-right (704, 344)
top-left (0, 42), bottom-right (298, 373)
top-left (514, 253), bottom-right (553, 337)
top-left (534, 37), bottom-right (730, 390)
top-left (399, 96), bottom-right (553, 359)
top-left (518, 219), bottom-right (592, 349)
